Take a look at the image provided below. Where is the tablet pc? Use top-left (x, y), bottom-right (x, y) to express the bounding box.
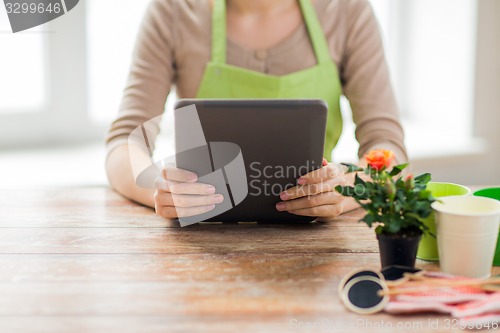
top-left (174, 99), bottom-right (327, 223)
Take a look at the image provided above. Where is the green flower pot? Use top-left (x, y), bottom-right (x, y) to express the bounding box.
top-left (473, 187), bottom-right (500, 266)
top-left (416, 182), bottom-right (471, 261)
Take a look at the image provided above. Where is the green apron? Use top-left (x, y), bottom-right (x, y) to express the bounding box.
top-left (196, 0), bottom-right (342, 160)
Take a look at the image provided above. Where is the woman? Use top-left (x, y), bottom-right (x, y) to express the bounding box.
top-left (106, 0), bottom-right (408, 221)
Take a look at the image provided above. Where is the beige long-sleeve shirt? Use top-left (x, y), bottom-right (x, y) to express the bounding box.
top-left (106, 0), bottom-right (408, 162)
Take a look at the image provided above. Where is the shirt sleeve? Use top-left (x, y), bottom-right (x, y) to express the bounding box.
top-left (340, 0), bottom-right (408, 164)
top-left (105, 0), bottom-right (175, 155)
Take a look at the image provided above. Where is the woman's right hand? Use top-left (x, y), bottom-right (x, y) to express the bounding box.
top-left (154, 166), bottom-right (224, 219)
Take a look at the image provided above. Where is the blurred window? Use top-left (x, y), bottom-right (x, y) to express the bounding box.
top-left (336, 0), bottom-right (478, 161)
top-left (0, 12), bottom-right (46, 113)
top-left (87, 0), bottom-right (150, 123)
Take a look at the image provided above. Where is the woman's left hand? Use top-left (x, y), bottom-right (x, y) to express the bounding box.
top-left (275, 158), bottom-right (347, 221)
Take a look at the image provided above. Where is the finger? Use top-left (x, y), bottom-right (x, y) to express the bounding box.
top-left (154, 177), bottom-right (179, 190)
top-left (170, 182), bottom-right (216, 195)
top-left (275, 192), bottom-right (344, 212)
top-left (287, 203), bottom-right (344, 218)
top-left (156, 204), bottom-right (216, 218)
top-left (281, 177), bottom-right (346, 200)
top-left (155, 177), bottom-right (216, 194)
top-left (162, 166), bottom-right (198, 182)
top-left (322, 158), bottom-right (328, 166)
top-left (297, 163), bottom-right (344, 185)
top-left (156, 193), bottom-right (224, 208)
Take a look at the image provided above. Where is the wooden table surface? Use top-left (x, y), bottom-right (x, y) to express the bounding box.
top-left (0, 187), bottom-right (498, 333)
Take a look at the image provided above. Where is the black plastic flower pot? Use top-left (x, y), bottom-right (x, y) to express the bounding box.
top-left (376, 232), bottom-right (422, 269)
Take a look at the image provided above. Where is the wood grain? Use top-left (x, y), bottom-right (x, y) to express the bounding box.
top-left (0, 187), bottom-right (498, 333)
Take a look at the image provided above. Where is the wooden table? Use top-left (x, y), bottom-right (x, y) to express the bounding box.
top-left (0, 187), bottom-right (498, 333)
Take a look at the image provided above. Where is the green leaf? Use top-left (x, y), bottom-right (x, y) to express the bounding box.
top-left (361, 213), bottom-right (376, 227)
top-left (386, 221), bottom-right (401, 234)
top-left (354, 173), bottom-right (366, 186)
top-left (389, 163), bottom-right (409, 176)
top-left (418, 190), bottom-right (432, 200)
top-left (414, 173), bottom-right (432, 185)
top-left (335, 185), bottom-right (353, 196)
top-left (406, 212), bottom-right (423, 221)
top-left (353, 184), bottom-right (369, 200)
top-left (341, 163), bottom-right (364, 173)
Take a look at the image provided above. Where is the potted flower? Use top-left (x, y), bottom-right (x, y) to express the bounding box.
top-left (335, 150), bottom-right (435, 268)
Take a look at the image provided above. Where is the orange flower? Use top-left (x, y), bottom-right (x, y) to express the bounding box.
top-left (365, 149), bottom-right (394, 171)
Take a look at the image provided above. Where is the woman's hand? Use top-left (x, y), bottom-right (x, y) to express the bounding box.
top-left (275, 158), bottom-right (347, 221)
top-left (154, 166), bottom-right (224, 219)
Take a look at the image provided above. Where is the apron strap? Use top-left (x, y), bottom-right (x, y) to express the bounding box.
top-left (211, 0), bottom-right (330, 65)
top-left (298, 0), bottom-right (331, 65)
top-left (211, 0), bottom-right (227, 64)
